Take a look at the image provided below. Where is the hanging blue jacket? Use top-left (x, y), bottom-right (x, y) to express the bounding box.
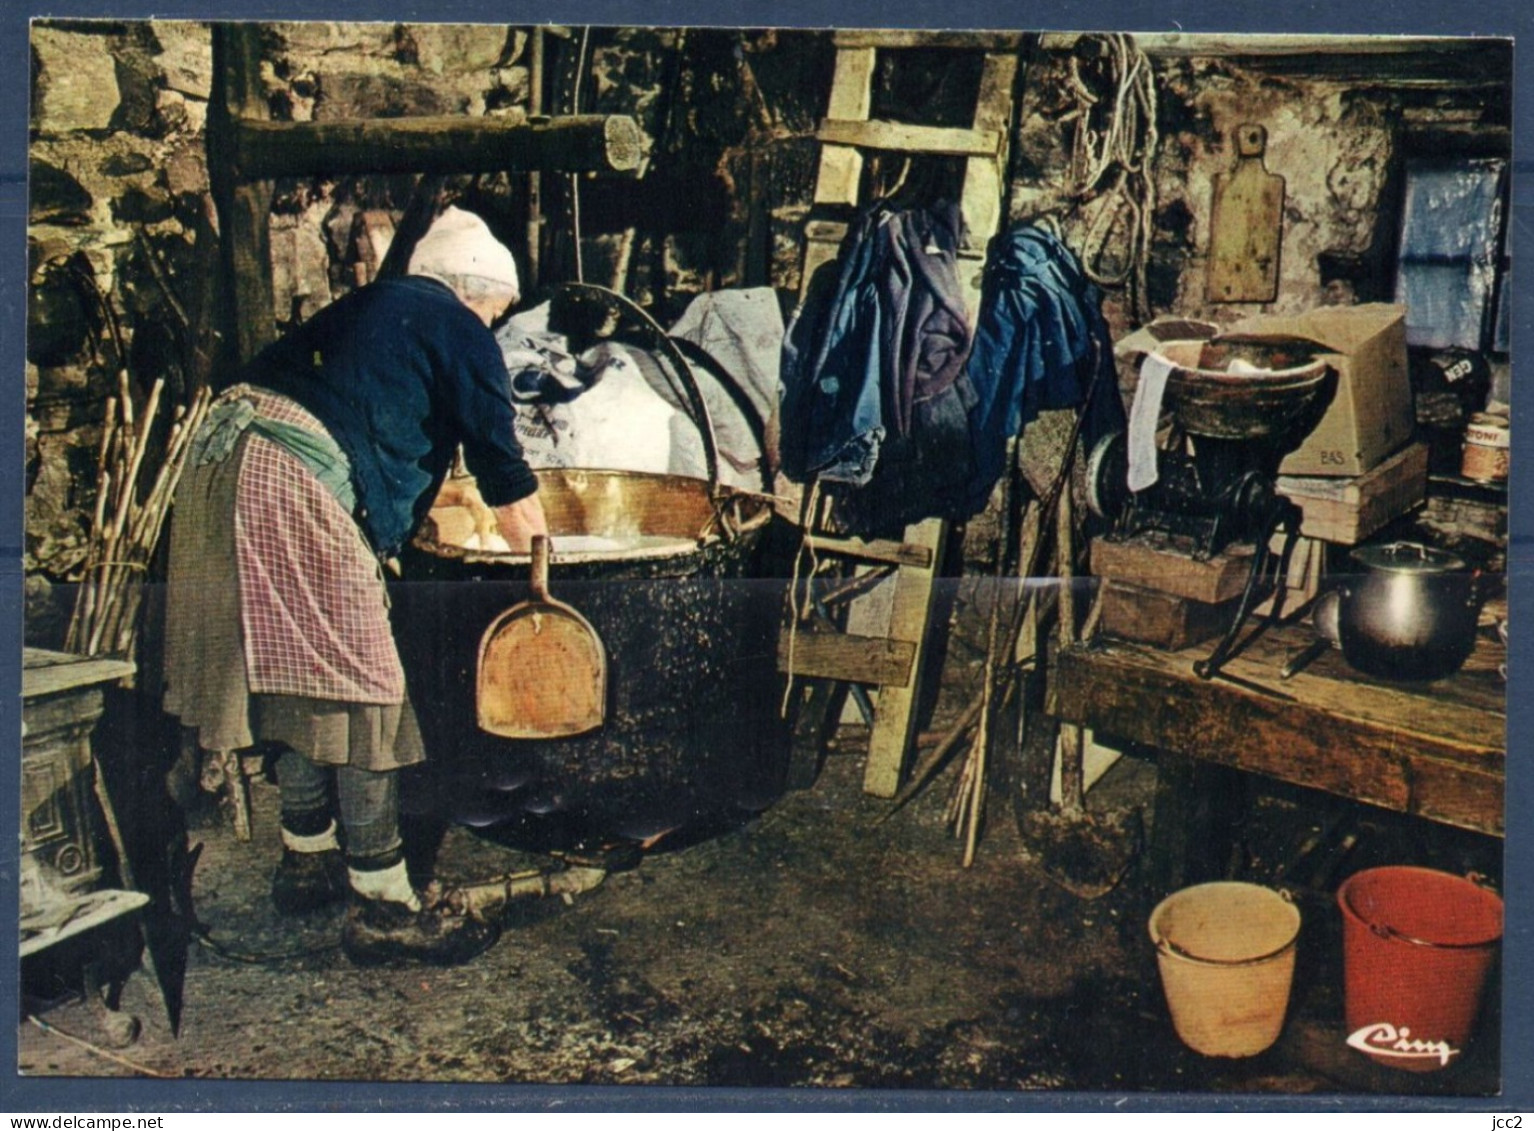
top-left (780, 202), bottom-right (970, 488)
top-left (962, 224), bottom-right (1126, 513)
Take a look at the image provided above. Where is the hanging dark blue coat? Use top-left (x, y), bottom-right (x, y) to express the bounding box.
top-left (961, 224), bottom-right (1126, 513)
top-left (780, 202), bottom-right (971, 489)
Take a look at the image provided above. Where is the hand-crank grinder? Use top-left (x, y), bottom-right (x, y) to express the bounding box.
top-left (1086, 338), bottom-right (1335, 682)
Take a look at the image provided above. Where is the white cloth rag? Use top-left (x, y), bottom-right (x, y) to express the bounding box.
top-left (1127, 352), bottom-right (1175, 493)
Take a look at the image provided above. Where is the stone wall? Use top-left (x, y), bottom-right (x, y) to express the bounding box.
top-left (25, 20), bottom-right (831, 647)
top-left (27, 20), bottom-right (218, 644)
top-left (25, 25), bottom-right (1511, 645)
top-left (1009, 35), bottom-right (1511, 338)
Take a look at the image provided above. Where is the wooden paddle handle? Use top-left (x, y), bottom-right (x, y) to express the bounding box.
top-left (530, 534), bottom-right (551, 601)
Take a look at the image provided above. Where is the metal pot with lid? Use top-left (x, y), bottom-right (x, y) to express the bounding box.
top-left (1336, 541), bottom-right (1482, 682)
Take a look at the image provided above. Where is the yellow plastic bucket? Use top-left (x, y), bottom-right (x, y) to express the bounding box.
top-left (1149, 882), bottom-right (1302, 1057)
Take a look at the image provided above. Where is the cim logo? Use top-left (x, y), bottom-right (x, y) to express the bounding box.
top-left (1346, 1022), bottom-right (1460, 1067)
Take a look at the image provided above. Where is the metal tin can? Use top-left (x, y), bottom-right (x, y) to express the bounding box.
top-left (1460, 412), bottom-right (1510, 483)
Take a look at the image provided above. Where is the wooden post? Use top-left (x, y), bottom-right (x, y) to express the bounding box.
top-left (209, 24), bottom-right (277, 365)
top-left (862, 517), bottom-right (948, 797)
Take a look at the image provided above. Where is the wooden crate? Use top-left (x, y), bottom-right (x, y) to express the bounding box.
top-left (1090, 533), bottom-right (1254, 604)
top-left (1276, 441), bottom-right (1428, 545)
top-left (1099, 579), bottom-right (1241, 651)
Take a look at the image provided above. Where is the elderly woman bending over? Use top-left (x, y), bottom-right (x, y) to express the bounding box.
top-left (164, 208), bottom-right (547, 967)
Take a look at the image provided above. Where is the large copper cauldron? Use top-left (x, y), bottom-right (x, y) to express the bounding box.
top-left (393, 289), bottom-right (789, 848)
top-left (395, 468), bottom-right (786, 848)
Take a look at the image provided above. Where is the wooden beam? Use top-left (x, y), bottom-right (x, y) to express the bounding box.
top-left (817, 118), bottom-right (1003, 158)
top-left (233, 114), bottom-right (646, 180)
top-left (803, 533), bottom-right (934, 569)
top-left (956, 48), bottom-right (1019, 304)
top-left (778, 629), bottom-right (917, 686)
top-left (863, 517), bottom-right (948, 797)
top-left (813, 47), bottom-right (876, 208)
top-left (209, 23), bottom-right (277, 365)
top-left (833, 31), bottom-right (1025, 50)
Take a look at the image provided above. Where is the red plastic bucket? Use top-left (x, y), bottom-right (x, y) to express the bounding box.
top-left (1337, 866), bottom-right (1502, 1072)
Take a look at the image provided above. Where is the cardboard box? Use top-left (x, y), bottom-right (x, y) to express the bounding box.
top-left (1116, 304), bottom-right (1414, 478)
top-left (1228, 304), bottom-right (1412, 477)
top-left (1276, 440), bottom-right (1429, 544)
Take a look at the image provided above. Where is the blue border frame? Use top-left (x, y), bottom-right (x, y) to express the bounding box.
top-left (3, 0), bottom-right (1529, 1113)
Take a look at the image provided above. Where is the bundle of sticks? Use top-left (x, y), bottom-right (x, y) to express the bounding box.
top-left (65, 370), bottom-right (213, 660)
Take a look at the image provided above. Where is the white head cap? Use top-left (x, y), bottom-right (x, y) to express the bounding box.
top-left (407, 206), bottom-right (520, 301)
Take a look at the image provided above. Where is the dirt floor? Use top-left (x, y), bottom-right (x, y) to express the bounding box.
top-left (16, 582), bottom-right (1504, 1102)
top-left (17, 740), bottom-right (1503, 1100)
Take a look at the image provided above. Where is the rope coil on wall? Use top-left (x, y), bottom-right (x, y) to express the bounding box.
top-left (1062, 33), bottom-right (1160, 325)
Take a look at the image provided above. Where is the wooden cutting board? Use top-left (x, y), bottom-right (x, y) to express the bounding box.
top-left (1208, 124), bottom-right (1285, 303)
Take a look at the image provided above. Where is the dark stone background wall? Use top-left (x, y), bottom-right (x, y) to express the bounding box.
top-left (24, 24), bottom-right (1511, 645)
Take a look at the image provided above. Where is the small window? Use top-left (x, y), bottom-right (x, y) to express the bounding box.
top-left (1392, 158), bottom-right (1507, 354)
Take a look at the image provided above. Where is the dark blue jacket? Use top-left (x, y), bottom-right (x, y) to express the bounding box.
top-left (224, 275), bottom-right (536, 556)
top-left (780, 202), bottom-right (971, 488)
top-left (962, 225), bottom-right (1126, 512)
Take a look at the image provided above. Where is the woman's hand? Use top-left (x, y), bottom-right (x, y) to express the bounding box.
top-left (493, 493), bottom-right (550, 554)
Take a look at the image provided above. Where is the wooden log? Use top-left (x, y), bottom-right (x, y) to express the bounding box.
top-left (233, 114), bottom-right (646, 180)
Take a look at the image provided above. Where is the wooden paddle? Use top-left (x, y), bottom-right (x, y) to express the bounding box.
top-left (476, 534), bottom-right (607, 738)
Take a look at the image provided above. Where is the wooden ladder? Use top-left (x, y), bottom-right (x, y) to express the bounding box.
top-left (780, 31), bottom-right (1022, 798)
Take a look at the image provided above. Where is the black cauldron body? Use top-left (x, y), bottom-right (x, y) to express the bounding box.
top-left (392, 469), bottom-right (789, 848)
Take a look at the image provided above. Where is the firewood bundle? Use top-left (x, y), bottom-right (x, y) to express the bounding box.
top-left (65, 371), bottom-right (212, 660)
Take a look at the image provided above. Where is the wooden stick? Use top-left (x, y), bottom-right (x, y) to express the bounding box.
top-left (70, 382), bottom-right (210, 658)
top-left (66, 467), bottom-right (114, 653)
top-left (872, 695), bottom-right (983, 823)
top-left (130, 392), bottom-right (202, 546)
top-left (118, 370), bottom-right (134, 430)
top-left (95, 395), bottom-right (118, 494)
top-left (1082, 583), bottom-right (1106, 643)
top-left (946, 745), bottom-right (975, 828)
top-left (962, 455), bottom-right (1017, 865)
top-left (1056, 487), bottom-right (1086, 818)
top-left (86, 520), bottom-right (123, 655)
top-left (102, 378), bottom-right (162, 646)
top-left (26, 1015), bottom-right (174, 1079)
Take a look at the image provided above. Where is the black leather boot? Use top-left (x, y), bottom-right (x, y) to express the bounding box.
top-left (271, 848), bottom-right (349, 915)
top-left (340, 894), bottom-right (501, 967)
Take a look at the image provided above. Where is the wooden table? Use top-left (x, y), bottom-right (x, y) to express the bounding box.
top-left (1047, 621), bottom-right (1506, 886)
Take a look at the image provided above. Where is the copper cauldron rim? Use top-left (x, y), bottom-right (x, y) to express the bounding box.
top-left (414, 466), bottom-right (774, 566)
